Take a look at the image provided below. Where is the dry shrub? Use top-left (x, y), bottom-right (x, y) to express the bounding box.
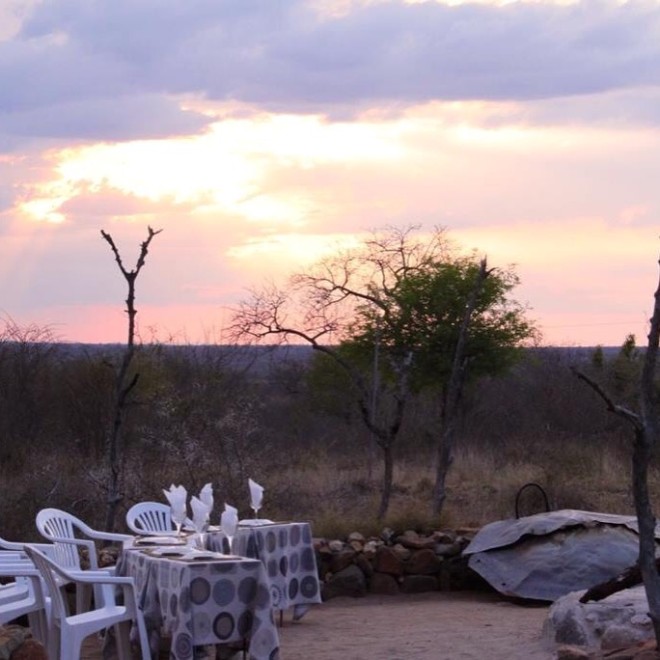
top-left (2, 413), bottom-right (657, 543)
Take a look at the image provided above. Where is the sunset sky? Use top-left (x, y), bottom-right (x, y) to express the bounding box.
top-left (1, 0), bottom-right (660, 347)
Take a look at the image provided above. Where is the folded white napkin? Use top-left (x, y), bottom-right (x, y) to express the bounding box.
top-left (248, 478), bottom-right (264, 514)
top-left (199, 483), bottom-right (214, 514)
top-left (163, 484), bottom-right (187, 521)
top-left (220, 503), bottom-right (239, 539)
top-left (190, 496), bottom-right (210, 533)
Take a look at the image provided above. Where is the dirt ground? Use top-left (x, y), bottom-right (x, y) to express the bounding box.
top-left (82, 590), bottom-right (554, 659)
top-left (277, 591), bottom-right (553, 660)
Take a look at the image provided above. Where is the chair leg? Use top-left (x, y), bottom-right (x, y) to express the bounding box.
top-left (48, 625), bottom-right (61, 660)
top-left (114, 621), bottom-right (133, 660)
top-left (61, 629), bottom-right (78, 660)
top-left (134, 612), bottom-right (153, 659)
top-left (26, 610), bottom-right (43, 645)
top-left (75, 583), bottom-right (92, 614)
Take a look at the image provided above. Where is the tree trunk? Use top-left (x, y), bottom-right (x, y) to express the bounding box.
top-left (573, 252), bottom-right (660, 648)
top-left (103, 352), bottom-right (137, 533)
top-left (377, 442), bottom-right (395, 521)
top-left (101, 227), bottom-right (160, 533)
top-left (432, 415), bottom-right (455, 519)
top-left (632, 427), bottom-right (660, 642)
top-left (432, 258), bottom-right (488, 518)
top-left (635, 254), bottom-right (660, 644)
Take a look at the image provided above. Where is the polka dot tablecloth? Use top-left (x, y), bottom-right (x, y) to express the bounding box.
top-left (207, 522), bottom-right (322, 617)
top-left (118, 549), bottom-right (280, 660)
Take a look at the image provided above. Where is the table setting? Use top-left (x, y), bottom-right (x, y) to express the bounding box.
top-left (205, 479), bottom-right (322, 621)
top-left (117, 477), bottom-right (323, 657)
top-left (118, 482), bottom-right (281, 659)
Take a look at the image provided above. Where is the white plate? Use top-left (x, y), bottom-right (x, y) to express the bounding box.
top-left (239, 519), bottom-right (275, 527)
top-left (135, 536), bottom-right (188, 546)
top-left (180, 551), bottom-right (232, 561)
top-left (150, 548), bottom-right (187, 557)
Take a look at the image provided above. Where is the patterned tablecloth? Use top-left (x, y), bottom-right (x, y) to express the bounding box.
top-left (117, 548), bottom-right (280, 660)
top-left (207, 522), bottom-right (322, 618)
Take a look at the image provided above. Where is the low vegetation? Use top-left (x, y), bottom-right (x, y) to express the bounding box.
top-left (0, 322), bottom-right (650, 543)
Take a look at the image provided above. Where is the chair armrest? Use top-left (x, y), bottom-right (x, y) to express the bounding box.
top-left (64, 568), bottom-right (115, 580)
top-left (0, 540), bottom-right (24, 552)
top-left (85, 530), bottom-right (132, 543)
top-left (66, 572), bottom-right (135, 587)
top-left (50, 537), bottom-right (96, 556)
top-left (0, 544), bottom-right (54, 562)
top-left (0, 565), bottom-right (41, 577)
top-left (0, 552), bottom-right (26, 561)
top-left (45, 536), bottom-right (93, 549)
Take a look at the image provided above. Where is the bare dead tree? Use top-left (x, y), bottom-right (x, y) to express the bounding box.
top-left (101, 226), bottom-right (162, 532)
top-left (231, 281), bottom-right (413, 520)
top-left (573, 253), bottom-right (660, 644)
top-left (230, 227), bottom-right (434, 519)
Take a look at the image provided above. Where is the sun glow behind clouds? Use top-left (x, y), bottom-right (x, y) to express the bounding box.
top-left (19, 109), bottom-right (407, 229)
top-left (227, 231), bottom-right (363, 272)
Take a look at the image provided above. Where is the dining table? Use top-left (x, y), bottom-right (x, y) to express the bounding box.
top-left (117, 539), bottom-right (281, 660)
top-left (206, 521), bottom-right (322, 621)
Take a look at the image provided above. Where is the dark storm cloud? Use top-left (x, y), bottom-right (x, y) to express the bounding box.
top-left (1, 94), bottom-right (210, 141)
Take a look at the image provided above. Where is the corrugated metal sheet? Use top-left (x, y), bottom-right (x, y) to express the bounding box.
top-left (463, 509), bottom-right (658, 602)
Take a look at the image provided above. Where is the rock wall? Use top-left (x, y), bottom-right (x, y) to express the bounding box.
top-left (314, 526), bottom-right (492, 599)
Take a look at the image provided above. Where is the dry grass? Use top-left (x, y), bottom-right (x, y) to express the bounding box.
top-left (255, 435), bottom-right (645, 537)
top-left (1, 433), bottom-right (654, 542)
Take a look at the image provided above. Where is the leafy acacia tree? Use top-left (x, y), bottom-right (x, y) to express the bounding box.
top-left (232, 225), bottom-right (534, 519)
top-left (344, 243), bottom-right (535, 515)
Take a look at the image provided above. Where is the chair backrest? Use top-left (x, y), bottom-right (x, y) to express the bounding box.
top-left (24, 545), bottom-right (76, 625)
top-left (126, 502), bottom-right (173, 535)
top-left (35, 508), bottom-right (93, 570)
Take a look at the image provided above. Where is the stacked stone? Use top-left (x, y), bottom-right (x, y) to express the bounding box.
top-left (315, 527), bottom-right (487, 600)
top-left (0, 625), bottom-right (47, 660)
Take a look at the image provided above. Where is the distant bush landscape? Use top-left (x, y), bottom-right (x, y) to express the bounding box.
top-left (0, 320), bottom-right (648, 543)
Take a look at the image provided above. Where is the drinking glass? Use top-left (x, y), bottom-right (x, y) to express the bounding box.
top-left (220, 513), bottom-right (238, 554)
top-left (194, 532), bottom-right (207, 550)
top-left (171, 507), bottom-right (187, 538)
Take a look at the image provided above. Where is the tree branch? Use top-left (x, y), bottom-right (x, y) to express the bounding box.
top-left (571, 367), bottom-right (642, 429)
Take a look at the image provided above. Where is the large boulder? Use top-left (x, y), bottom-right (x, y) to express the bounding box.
top-left (544, 586), bottom-right (654, 650)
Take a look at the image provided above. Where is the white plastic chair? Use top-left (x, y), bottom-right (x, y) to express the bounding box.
top-left (126, 501), bottom-right (181, 536)
top-left (36, 508), bottom-right (131, 613)
top-left (24, 544), bottom-right (151, 660)
top-left (0, 553), bottom-right (31, 606)
top-left (36, 508), bottom-right (131, 570)
top-left (0, 537), bottom-right (61, 606)
top-left (0, 560), bottom-right (49, 646)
